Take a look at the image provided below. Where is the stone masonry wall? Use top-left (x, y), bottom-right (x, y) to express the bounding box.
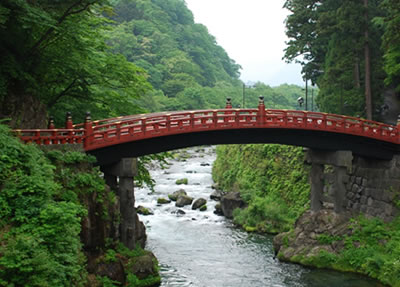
top-left (343, 155), bottom-right (400, 222)
top-left (307, 150), bottom-right (400, 222)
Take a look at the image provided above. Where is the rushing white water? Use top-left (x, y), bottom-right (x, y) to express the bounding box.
top-left (135, 147), bottom-right (382, 287)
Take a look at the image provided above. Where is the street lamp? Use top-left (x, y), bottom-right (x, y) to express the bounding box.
top-left (297, 97), bottom-right (304, 108)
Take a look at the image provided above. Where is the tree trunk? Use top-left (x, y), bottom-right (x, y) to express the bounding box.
top-left (364, 0), bottom-right (372, 120)
top-left (0, 86), bottom-right (47, 129)
top-left (354, 56), bottom-right (361, 89)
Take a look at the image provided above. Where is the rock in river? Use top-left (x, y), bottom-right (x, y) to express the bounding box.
top-left (176, 195), bottom-right (194, 207)
top-left (192, 198), bottom-right (207, 210)
top-left (220, 192), bottom-right (246, 219)
top-left (210, 190), bottom-right (224, 201)
top-left (137, 205), bottom-right (154, 215)
top-left (168, 189), bottom-right (187, 201)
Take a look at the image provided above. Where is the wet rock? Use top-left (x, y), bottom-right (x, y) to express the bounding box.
top-left (130, 253), bottom-right (159, 280)
top-left (157, 198), bottom-right (171, 204)
top-left (171, 209), bottom-right (186, 216)
top-left (175, 195), bottom-right (194, 207)
top-left (214, 203), bottom-right (223, 216)
top-left (210, 190), bottom-right (224, 201)
top-left (192, 198), bottom-right (207, 210)
top-left (175, 178), bottom-right (188, 185)
top-left (93, 260), bottom-right (125, 284)
top-left (199, 205), bottom-right (207, 211)
top-left (211, 183), bottom-right (219, 190)
top-left (220, 192), bottom-right (246, 219)
top-left (200, 163), bottom-right (210, 166)
top-left (274, 209), bottom-right (352, 262)
top-left (137, 205), bottom-right (154, 216)
top-left (168, 189), bottom-right (187, 201)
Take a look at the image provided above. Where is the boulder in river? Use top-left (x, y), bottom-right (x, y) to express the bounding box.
top-left (168, 189), bottom-right (187, 201)
top-left (199, 205), bottom-right (207, 211)
top-left (214, 203), bottom-right (223, 215)
top-left (210, 190), bottom-right (224, 201)
top-left (137, 205), bottom-right (154, 215)
top-left (171, 209), bottom-right (186, 216)
top-left (220, 192), bottom-right (246, 219)
top-left (192, 198), bottom-right (207, 210)
top-left (175, 195), bottom-right (194, 207)
top-left (157, 198), bottom-right (171, 204)
top-left (175, 178), bottom-right (188, 185)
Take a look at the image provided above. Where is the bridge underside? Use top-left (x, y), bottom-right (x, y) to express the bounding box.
top-left (88, 128), bottom-right (399, 166)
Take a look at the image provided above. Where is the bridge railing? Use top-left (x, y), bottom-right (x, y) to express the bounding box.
top-left (13, 128), bottom-right (85, 145)
top-left (12, 97), bottom-right (400, 150)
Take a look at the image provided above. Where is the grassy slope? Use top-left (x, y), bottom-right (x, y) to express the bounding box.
top-left (212, 144), bottom-right (310, 233)
top-left (0, 124), bottom-right (159, 286)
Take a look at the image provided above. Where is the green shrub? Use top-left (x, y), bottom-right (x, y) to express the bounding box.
top-left (0, 124), bottom-right (88, 286)
top-left (213, 144), bottom-right (310, 233)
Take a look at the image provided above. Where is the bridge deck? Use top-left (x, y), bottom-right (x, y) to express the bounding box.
top-left (13, 101), bottom-right (400, 164)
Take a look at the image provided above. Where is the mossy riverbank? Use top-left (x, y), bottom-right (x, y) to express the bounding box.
top-left (212, 144), bottom-right (400, 286)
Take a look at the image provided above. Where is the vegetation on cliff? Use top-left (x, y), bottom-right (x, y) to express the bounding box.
top-left (0, 124), bottom-right (160, 286)
top-left (212, 144), bottom-right (310, 233)
top-left (276, 212), bottom-right (400, 287)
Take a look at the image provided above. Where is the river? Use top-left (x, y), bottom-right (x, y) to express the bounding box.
top-left (135, 147), bottom-right (383, 287)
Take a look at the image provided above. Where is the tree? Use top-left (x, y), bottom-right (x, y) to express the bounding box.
top-left (284, 0), bottom-right (385, 119)
top-left (0, 0), bottom-right (150, 128)
top-left (381, 0), bottom-right (400, 91)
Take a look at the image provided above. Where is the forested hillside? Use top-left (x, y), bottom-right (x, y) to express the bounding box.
top-left (107, 0), bottom-right (308, 112)
top-left (284, 0), bottom-right (400, 121)
top-left (0, 0), bottom-right (309, 129)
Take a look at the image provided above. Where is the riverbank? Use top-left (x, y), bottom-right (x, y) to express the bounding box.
top-left (135, 146), bottom-right (381, 286)
top-left (212, 144), bottom-right (400, 286)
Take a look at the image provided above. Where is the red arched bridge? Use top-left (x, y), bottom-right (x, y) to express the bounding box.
top-left (14, 98), bottom-right (400, 165)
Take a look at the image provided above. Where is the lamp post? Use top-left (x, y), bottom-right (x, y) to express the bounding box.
top-left (242, 83), bottom-right (245, 108)
top-left (305, 78), bottom-right (308, 111)
top-left (297, 97), bottom-right (304, 109)
top-left (311, 84), bottom-right (314, 112)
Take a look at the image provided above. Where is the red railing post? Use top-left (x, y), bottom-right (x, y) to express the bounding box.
top-left (84, 112), bottom-right (93, 149)
top-left (48, 116), bottom-right (55, 129)
top-left (65, 112), bottom-right (74, 143)
top-left (65, 112), bottom-right (73, 129)
top-left (258, 96), bottom-right (265, 126)
top-left (225, 97), bottom-right (232, 109)
top-left (225, 98), bottom-right (233, 123)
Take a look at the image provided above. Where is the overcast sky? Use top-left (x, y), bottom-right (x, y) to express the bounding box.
top-left (185, 0), bottom-right (304, 87)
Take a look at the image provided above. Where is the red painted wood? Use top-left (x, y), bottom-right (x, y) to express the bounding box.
top-left (13, 109), bottom-right (400, 151)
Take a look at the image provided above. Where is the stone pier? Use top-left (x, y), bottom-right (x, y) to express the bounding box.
top-left (101, 158), bottom-right (146, 249)
top-left (307, 149), bottom-right (400, 222)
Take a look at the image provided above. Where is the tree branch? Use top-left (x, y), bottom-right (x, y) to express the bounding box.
top-left (47, 78), bottom-right (79, 108)
top-left (28, 0), bottom-right (98, 56)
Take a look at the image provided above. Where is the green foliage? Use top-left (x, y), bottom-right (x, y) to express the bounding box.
top-left (381, 0), bottom-right (400, 91)
top-left (316, 234), bottom-right (342, 245)
top-left (97, 276), bottom-right (120, 287)
top-left (0, 124), bottom-right (89, 286)
top-left (136, 152), bottom-right (171, 192)
top-left (0, 0), bottom-right (151, 127)
top-left (213, 144), bottom-right (310, 233)
top-left (116, 243), bottom-right (161, 287)
top-left (284, 0), bottom-right (386, 119)
top-left (296, 215), bottom-right (400, 287)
